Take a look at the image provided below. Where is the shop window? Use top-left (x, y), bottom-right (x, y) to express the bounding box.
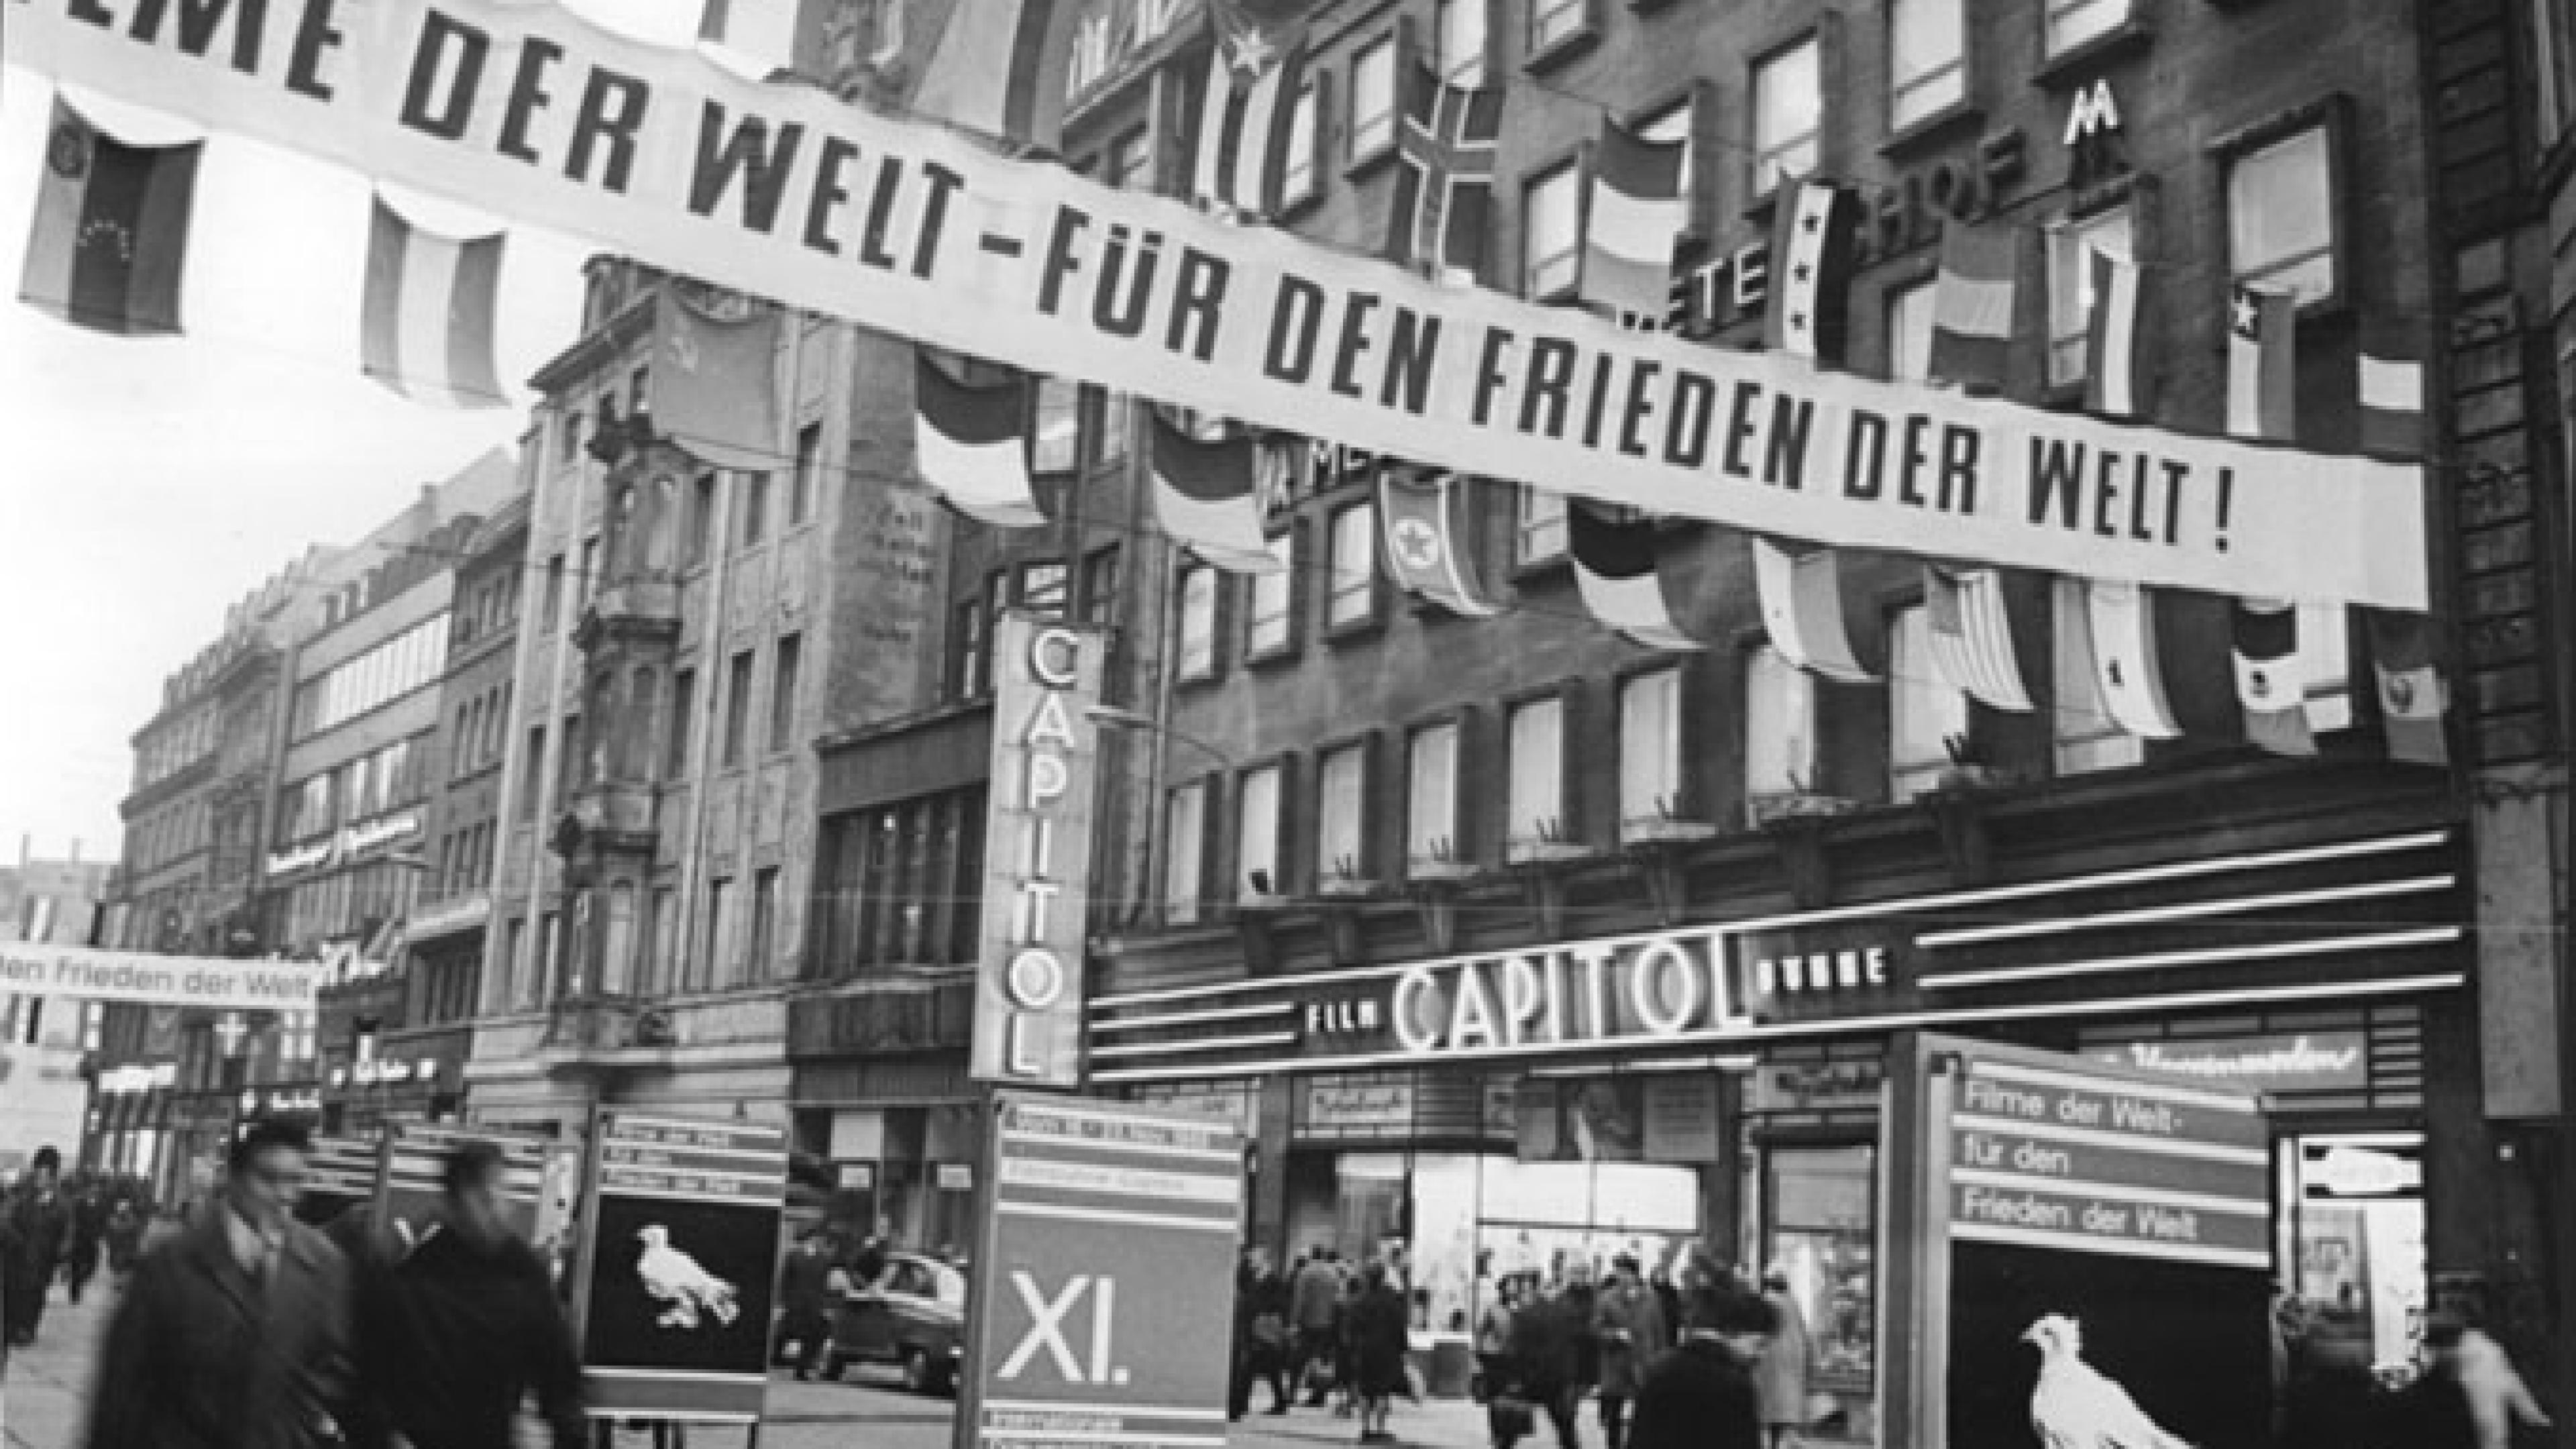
top-left (1523, 163), bottom-right (1581, 300)
top-left (1744, 645), bottom-right (1819, 806)
top-left (1764, 1144), bottom-right (1878, 1394)
top-left (1617, 667), bottom-right (1684, 835)
top-left (1889, 0), bottom-right (1966, 132)
top-left (1888, 604), bottom-right (1968, 802)
top-left (2226, 121), bottom-right (2338, 306)
top-left (1438, 0), bottom-right (1487, 85)
top-left (1032, 377), bottom-right (1081, 474)
top-left (1350, 37), bottom-right (1398, 164)
top-left (1317, 743), bottom-right (1368, 883)
top-left (1516, 486), bottom-right (1568, 564)
top-left (2050, 578), bottom-right (2144, 775)
top-left (1237, 763), bottom-right (1283, 899)
top-left (1406, 720), bottom-right (1463, 873)
top-left (1164, 782), bottom-right (1207, 924)
top-left (2278, 1133), bottom-right (2426, 1373)
top-left (2045, 0), bottom-right (2128, 57)
top-left (1753, 37), bottom-right (1822, 197)
top-left (1327, 500), bottom-right (1379, 629)
top-left (2047, 206), bottom-right (2132, 389)
top-left (1247, 532), bottom-right (1297, 658)
top-left (1505, 696), bottom-right (1567, 859)
top-left (1176, 564), bottom-right (1219, 681)
top-left (1888, 280), bottom-right (1935, 384)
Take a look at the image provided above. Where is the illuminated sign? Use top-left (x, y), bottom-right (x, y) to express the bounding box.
top-left (970, 616), bottom-right (1104, 1089)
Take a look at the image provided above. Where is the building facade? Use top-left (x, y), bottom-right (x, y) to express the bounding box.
top-left (1, 847), bottom-right (115, 1175)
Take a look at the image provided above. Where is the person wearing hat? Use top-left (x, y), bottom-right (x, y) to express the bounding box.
top-left (1593, 1254), bottom-right (1666, 1449)
top-left (1752, 1266), bottom-right (1813, 1448)
top-left (0, 1146), bottom-right (71, 1348)
top-left (1626, 1287), bottom-right (1764, 1449)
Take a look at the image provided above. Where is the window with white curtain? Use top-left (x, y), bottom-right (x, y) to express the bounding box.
top-left (1618, 667), bottom-right (1685, 832)
top-left (1176, 564), bottom-right (1218, 679)
top-left (1438, 0), bottom-right (1487, 85)
top-left (1888, 280), bottom-right (1935, 384)
top-left (1237, 764), bottom-right (1282, 898)
top-left (1517, 486), bottom-right (1569, 563)
top-left (1318, 743), bottom-right (1368, 880)
top-left (1164, 783), bottom-right (1206, 923)
top-left (1248, 533), bottom-right (1295, 656)
top-left (1744, 647), bottom-right (1818, 802)
top-left (2048, 207), bottom-right (2132, 388)
top-left (1753, 37), bottom-right (1822, 194)
top-left (2045, 0), bottom-right (2129, 56)
top-left (2050, 579), bottom-right (2145, 776)
top-left (1523, 164), bottom-right (1581, 299)
top-left (1407, 722), bottom-right (1462, 871)
top-left (1328, 502), bottom-right (1377, 627)
top-left (1889, 604), bottom-right (1970, 802)
top-left (1281, 81), bottom-right (1321, 207)
top-left (2228, 123), bottom-right (2337, 304)
top-left (1889, 0), bottom-right (1965, 131)
top-left (1505, 697), bottom-right (1566, 858)
top-left (1350, 37), bottom-right (1398, 160)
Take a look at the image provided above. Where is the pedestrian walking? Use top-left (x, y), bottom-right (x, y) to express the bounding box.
top-left (1349, 1260), bottom-right (1412, 1444)
top-left (350, 1140), bottom-right (586, 1449)
top-left (772, 1230), bottom-right (835, 1381)
top-left (1753, 1267), bottom-right (1813, 1448)
top-left (1497, 1274), bottom-right (1590, 1449)
top-left (1594, 1254), bottom-right (1667, 1449)
top-left (1626, 1289), bottom-right (1763, 1449)
top-left (1230, 1246), bottom-right (1292, 1420)
top-left (1291, 1246), bottom-right (1344, 1407)
top-left (84, 1118), bottom-right (355, 1449)
top-left (66, 1181), bottom-right (107, 1305)
top-left (1476, 1277), bottom-right (1522, 1403)
top-left (102, 1199), bottom-right (143, 1282)
top-left (1, 1146), bottom-right (73, 1348)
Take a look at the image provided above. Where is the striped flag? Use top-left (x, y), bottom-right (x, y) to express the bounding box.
top-left (1569, 502), bottom-right (1698, 650)
top-left (1923, 566), bottom-right (2031, 712)
top-left (1384, 62), bottom-right (1503, 278)
top-left (1378, 468), bottom-right (1496, 616)
top-left (911, 0), bottom-right (1079, 149)
top-left (914, 350), bottom-right (1046, 528)
top-left (2082, 247), bottom-right (2149, 419)
top-left (19, 97), bottom-right (199, 337)
top-left (1752, 538), bottom-right (1872, 683)
top-left (1580, 118), bottom-right (1686, 327)
top-left (2231, 597), bottom-right (2314, 755)
top-left (1150, 413), bottom-right (1285, 574)
top-left (2358, 339), bottom-right (2425, 460)
top-left (1927, 223), bottom-right (2017, 392)
top-left (359, 195), bottom-right (506, 409)
top-left (2076, 578), bottom-right (2181, 739)
top-left (2366, 610), bottom-right (2449, 765)
top-left (1765, 178), bottom-right (1856, 362)
top-left (2225, 284), bottom-right (2297, 441)
top-left (654, 290), bottom-right (781, 472)
top-left (1191, 1), bottom-right (1307, 217)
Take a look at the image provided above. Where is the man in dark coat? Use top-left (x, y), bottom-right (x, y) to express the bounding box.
top-left (1502, 1277), bottom-right (1593, 1448)
top-left (1, 1145), bottom-right (72, 1346)
top-left (1230, 1246), bottom-right (1292, 1420)
top-left (66, 1180), bottom-right (108, 1304)
top-left (1625, 1289), bottom-right (1764, 1449)
top-left (350, 1140), bottom-right (586, 1449)
top-left (773, 1230), bottom-right (836, 1381)
top-left (85, 1119), bottom-right (356, 1449)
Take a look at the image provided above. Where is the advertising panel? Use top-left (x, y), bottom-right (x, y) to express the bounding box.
top-left (379, 1123), bottom-right (551, 1246)
top-left (0, 943), bottom-right (321, 1011)
top-left (957, 1093), bottom-right (1244, 1449)
top-left (297, 1134), bottom-right (384, 1230)
top-left (577, 1113), bottom-right (789, 1423)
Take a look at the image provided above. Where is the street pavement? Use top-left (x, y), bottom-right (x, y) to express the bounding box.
top-left (2, 1277), bottom-right (1495, 1449)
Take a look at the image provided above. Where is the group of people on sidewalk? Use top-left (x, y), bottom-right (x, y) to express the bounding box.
top-left (1230, 1245), bottom-right (1418, 1443)
top-left (1, 1148), bottom-right (152, 1352)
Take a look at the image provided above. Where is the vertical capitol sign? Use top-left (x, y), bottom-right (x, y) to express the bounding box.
top-left (972, 614), bottom-right (1104, 1088)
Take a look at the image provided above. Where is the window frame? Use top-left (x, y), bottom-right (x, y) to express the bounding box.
top-left (1888, 602), bottom-right (1970, 802)
top-left (1751, 32), bottom-right (1825, 201)
top-left (768, 633), bottom-right (802, 755)
top-left (1515, 485), bottom-right (1571, 568)
top-left (1175, 562), bottom-right (1222, 684)
top-left (1437, 0), bottom-right (1488, 86)
top-left (1163, 780), bottom-right (1210, 924)
top-left (1348, 34), bottom-right (1400, 166)
top-left (1234, 760), bottom-right (1286, 900)
top-left (1887, 0), bottom-right (1969, 136)
top-left (2217, 100), bottom-right (2350, 313)
top-left (2048, 578), bottom-right (2147, 777)
top-left (790, 423), bottom-right (821, 525)
top-left (1245, 527), bottom-right (1300, 663)
top-left (1404, 716), bottom-right (1466, 875)
top-left (1886, 274), bottom-right (1937, 384)
top-left (1282, 76), bottom-right (1324, 207)
top-left (1314, 737), bottom-right (1374, 884)
top-left (1325, 499), bottom-right (1382, 634)
top-left (2043, 0), bottom-right (2131, 61)
top-left (2046, 204), bottom-right (2135, 391)
top-left (1525, 0), bottom-right (1597, 67)
top-left (1502, 688), bottom-right (1574, 862)
top-left (1743, 643), bottom-right (1821, 806)
top-left (1521, 156), bottom-right (1585, 301)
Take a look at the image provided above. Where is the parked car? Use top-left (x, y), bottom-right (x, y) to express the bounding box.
top-left (826, 1250), bottom-right (966, 1394)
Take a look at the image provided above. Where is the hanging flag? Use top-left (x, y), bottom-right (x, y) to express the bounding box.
top-left (2225, 284), bottom-right (2297, 441)
top-left (19, 97), bottom-right (199, 337)
top-left (911, 0), bottom-right (1079, 149)
top-left (914, 349), bottom-right (1046, 528)
top-left (1568, 502), bottom-right (1698, 650)
top-left (2082, 247), bottom-right (2149, 419)
top-left (1927, 223), bottom-right (2017, 392)
top-left (1384, 62), bottom-right (1503, 279)
top-left (653, 290), bottom-right (782, 472)
top-left (1191, 0), bottom-right (1307, 217)
top-left (1150, 413), bottom-right (1286, 573)
top-left (2366, 610), bottom-right (2449, 765)
top-left (2078, 578), bottom-right (2181, 739)
top-left (2357, 336), bottom-right (2425, 460)
top-left (1764, 177), bottom-right (1857, 362)
top-left (1752, 538), bottom-right (1872, 683)
top-left (1923, 566), bottom-right (2031, 712)
top-left (2231, 597), bottom-right (2314, 755)
top-left (1378, 468), bottom-right (1497, 617)
top-left (359, 194), bottom-right (506, 410)
top-left (1580, 118), bottom-right (1686, 326)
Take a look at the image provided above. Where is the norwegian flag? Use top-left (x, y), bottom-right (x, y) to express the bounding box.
top-left (1383, 61), bottom-right (1503, 279)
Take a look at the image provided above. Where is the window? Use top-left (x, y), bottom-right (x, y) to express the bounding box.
top-left (769, 634), bottom-right (802, 753)
top-left (559, 712), bottom-right (584, 797)
top-left (1889, 0), bottom-right (1965, 131)
top-left (1080, 547), bottom-right (1121, 627)
top-left (740, 472), bottom-right (769, 546)
top-left (951, 594), bottom-right (990, 699)
top-left (1350, 38), bottom-right (1397, 160)
top-left (1406, 721), bottom-right (1462, 872)
top-left (2538, 0), bottom-right (2576, 142)
top-left (1506, 696), bottom-right (1566, 857)
top-left (1281, 80), bottom-right (1321, 207)
top-left (1438, 0), bottom-right (1487, 85)
top-left (578, 537), bottom-right (600, 604)
top-left (1327, 501), bottom-right (1377, 628)
top-left (2045, 0), bottom-right (2128, 56)
top-left (2050, 579), bottom-right (2145, 775)
top-left (1019, 561), bottom-right (1068, 618)
top-left (1237, 764), bottom-right (1283, 898)
top-left (1516, 486), bottom-right (1568, 563)
top-left (791, 423), bottom-right (820, 524)
top-left (1888, 280), bottom-right (1935, 384)
top-left (541, 555), bottom-right (565, 633)
top-left (1523, 163), bottom-right (1581, 299)
top-left (1753, 37), bottom-right (1822, 195)
top-left (1889, 604), bottom-right (1969, 802)
top-left (1618, 667), bottom-right (1684, 832)
top-left (1107, 126), bottom-right (1150, 191)
top-left (559, 407), bottom-right (583, 462)
top-left (522, 726), bottom-right (547, 818)
top-left (1091, 386), bottom-right (1131, 462)
top-left (1638, 98), bottom-right (1696, 213)
top-left (2048, 207), bottom-right (2132, 388)
top-left (704, 877), bottom-right (737, 988)
top-left (688, 473), bottom-right (718, 566)
top-left (1163, 783), bottom-right (1206, 924)
top-left (1032, 378), bottom-right (1081, 474)
top-left (629, 364), bottom-right (651, 415)
top-left (1247, 533), bottom-right (1296, 657)
top-left (666, 669), bottom-right (695, 775)
top-left (1529, 0), bottom-right (1586, 54)
top-left (1176, 565), bottom-right (1218, 680)
top-left (1745, 646), bottom-right (1819, 802)
top-left (1317, 743), bottom-right (1367, 881)
top-left (722, 650), bottom-right (755, 766)
top-left (2228, 123), bottom-right (2337, 305)
top-left (750, 867), bottom-right (781, 977)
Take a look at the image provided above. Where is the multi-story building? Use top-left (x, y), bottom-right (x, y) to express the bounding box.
top-left (1, 845), bottom-right (115, 1175)
top-left (1043, 0), bottom-right (2522, 1428)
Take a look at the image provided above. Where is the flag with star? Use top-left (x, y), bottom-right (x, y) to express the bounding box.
top-left (1764, 177), bottom-right (1856, 362)
top-left (1383, 61), bottom-right (1503, 280)
top-left (1377, 468), bottom-right (1497, 617)
top-left (2226, 284), bottom-right (2297, 441)
top-left (19, 96), bottom-right (200, 337)
top-left (653, 288), bottom-right (782, 472)
top-left (1191, 0), bottom-right (1308, 217)
top-left (2231, 596), bottom-right (2315, 755)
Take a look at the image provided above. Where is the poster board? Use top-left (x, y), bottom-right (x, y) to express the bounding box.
top-left (955, 1093), bottom-right (1244, 1449)
top-left (377, 1122), bottom-right (550, 1247)
top-left (575, 1112), bottom-right (789, 1423)
top-left (1886, 1033), bottom-right (2273, 1449)
top-left (296, 1133), bottom-right (384, 1229)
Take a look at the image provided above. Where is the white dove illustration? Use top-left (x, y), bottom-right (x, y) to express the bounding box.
top-left (635, 1224), bottom-right (741, 1330)
top-left (2025, 1314), bottom-right (2194, 1449)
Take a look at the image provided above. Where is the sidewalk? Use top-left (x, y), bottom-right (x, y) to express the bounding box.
top-left (1, 1277), bottom-right (111, 1449)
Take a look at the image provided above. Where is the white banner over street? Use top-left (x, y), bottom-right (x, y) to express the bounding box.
top-left (0, 943), bottom-right (323, 1011)
top-left (12, 0), bottom-right (2429, 607)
